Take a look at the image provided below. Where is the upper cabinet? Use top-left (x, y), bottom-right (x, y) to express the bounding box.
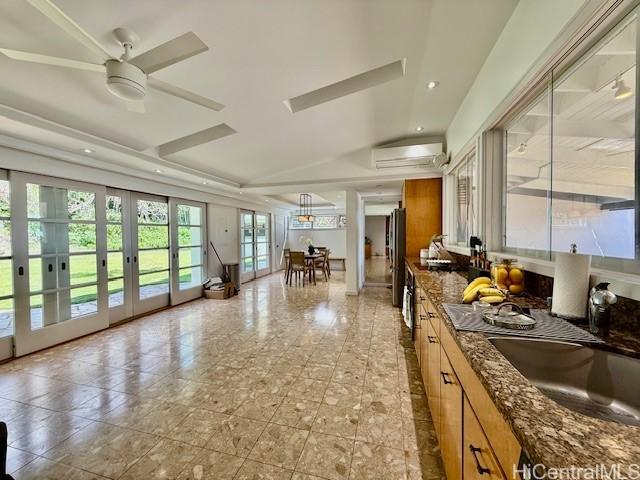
top-left (402, 178), bottom-right (443, 257)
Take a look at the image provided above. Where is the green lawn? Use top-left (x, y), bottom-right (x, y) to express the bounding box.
top-left (0, 248), bottom-right (200, 312)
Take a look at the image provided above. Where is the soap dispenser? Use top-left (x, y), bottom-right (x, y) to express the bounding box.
top-left (588, 282), bottom-right (617, 337)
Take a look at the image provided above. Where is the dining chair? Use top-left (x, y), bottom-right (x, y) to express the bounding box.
top-left (289, 251), bottom-right (309, 286)
top-left (284, 248), bottom-right (291, 283)
top-left (315, 248), bottom-right (330, 281)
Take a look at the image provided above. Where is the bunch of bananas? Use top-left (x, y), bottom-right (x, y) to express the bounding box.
top-left (462, 277), bottom-right (506, 304)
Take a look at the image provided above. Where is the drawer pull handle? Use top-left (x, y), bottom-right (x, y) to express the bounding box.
top-left (428, 312), bottom-right (436, 318)
top-left (427, 336), bottom-right (437, 344)
top-left (469, 445), bottom-right (491, 475)
top-left (419, 315), bottom-right (427, 321)
top-left (441, 371), bottom-right (453, 385)
top-left (420, 296), bottom-right (426, 301)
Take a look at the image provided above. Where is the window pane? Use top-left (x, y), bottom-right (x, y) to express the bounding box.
top-left (0, 259), bottom-right (12, 298)
top-left (137, 200), bottom-right (168, 224)
top-left (70, 285), bottom-right (98, 318)
top-left (257, 256), bottom-right (268, 270)
top-left (242, 228), bottom-right (253, 242)
top-left (179, 247), bottom-right (202, 268)
top-left (255, 214), bottom-right (267, 228)
top-left (30, 294), bottom-right (43, 330)
top-left (242, 257), bottom-right (254, 272)
top-left (109, 279), bottom-right (124, 307)
top-left (108, 252), bottom-right (123, 279)
top-left (67, 191), bottom-right (95, 220)
top-left (552, 15), bottom-right (636, 263)
top-left (106, 195), bottom-right (122, 222)
top-left (313, 215), bottom-right (338, 229)
top-left (70, 254), bottom-right (98, 285)
top-left (69, 224), bottom-right (96, 252)
top-left (0, 180), bottom-right (9, 217)
top-left (289, 218), bottom-right (312, 229)
top-left (28, 258), bottom-right (43, 292)
top-left (242, 213), bottom-right (253, 227)
top-left (505, 89), bottom-right (551, 257)
top-left (178, 226), bottom-right (202, 247)
top-left (179, 267), bottom-right (203, 289)
top-left (139, 271), bottom-right (169, 299)
top-left (256, 228), bottom-right (267, 242)
top-left (107, 224), bottom-right (123, 251)
top-left (139, 249), bottom-right (169, 273)
top-left (456, 152), bottom-right (476, 244)
top-left (257, 243), bottom-right (268, 256)
top-left (177, 205), bottom-right (202, 225)
top-left (138, 225), bottom-right (169, 248)
top-left (0, 220), bottom-right (11, 257)
top-left (0, 298), bottom-right (13, 338)
top-left (242, 243), bottom-right (253, 258)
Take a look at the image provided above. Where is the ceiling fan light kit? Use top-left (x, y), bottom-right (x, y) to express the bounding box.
top-left (105, 59), bottom-right (146, 101)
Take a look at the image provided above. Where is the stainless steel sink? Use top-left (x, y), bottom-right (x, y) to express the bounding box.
top-left (488, 337), bottom-right (640, 426)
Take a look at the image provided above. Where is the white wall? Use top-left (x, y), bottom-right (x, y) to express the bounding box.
top-left (365, 216), bottom-right (387, 257)
top-left (289, 229), bottom-right (346, 258)
top-left (446, 0), bottom-right (588, 159)
top-left (207, 205), bottom-right (239, 277)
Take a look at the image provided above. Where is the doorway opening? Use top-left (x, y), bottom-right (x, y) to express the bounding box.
top-left (364, 214), bottom-right (391, 285)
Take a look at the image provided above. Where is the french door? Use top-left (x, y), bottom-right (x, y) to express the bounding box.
top-left (106, 189), bottom-right (133, 323)
top-left (131, 193), bottom-right (170, 315)
top-left (240, 210), bottom-right (271, 283)
top-left (170, 198), bottom-right (206, 305)
top-left (11, 172), bottom-right (108, 357)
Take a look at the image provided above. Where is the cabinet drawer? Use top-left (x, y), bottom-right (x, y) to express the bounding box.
top-left (464, 397), bottom-right (506, 480)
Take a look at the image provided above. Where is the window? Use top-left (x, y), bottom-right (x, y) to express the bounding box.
top-left (0, 176), bottom-right (12, 338)
top-left (289, 214), bottom-right (344, 230)
top-left (454, 149), bottom-right (477, 245)
top-left (504, 7), bottom-right (639, 272)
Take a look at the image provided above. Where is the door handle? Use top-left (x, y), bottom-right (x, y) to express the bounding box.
top-left (133, 256), bottom-right (137, 263)
top-left (18, 266), bottom-right (24, 276)
top-left (61, 262), bottom-right (66, 271)
top-left (427, 336), bottom-right (437, 343)
top-left (469, 445), bottom-right (491, 475)
top-left (126, 256), bottom-right (130, 263)
top-left (441, 371), bottom-right (453, 385)
top-left (48, 263), bottom-right (53, 272)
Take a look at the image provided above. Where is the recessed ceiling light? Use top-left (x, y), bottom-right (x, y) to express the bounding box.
top-left (416, 126), bottom-right (424, 132)
top-left (265, 199), bottom-right (269, 202)
top-left (427, 80), bottom-right (439, 89)
top-left (155, 169), bottom-right (162, 173)
top-left (239, 191), bottom-right (243, 195)
top-left (202, 181), bottom-right (208, 185)
top-left (82, 148), bottom-right (93, 154)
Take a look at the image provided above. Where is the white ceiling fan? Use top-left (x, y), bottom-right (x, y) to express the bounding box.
top-left (0, 0), bottom-right (224, 113)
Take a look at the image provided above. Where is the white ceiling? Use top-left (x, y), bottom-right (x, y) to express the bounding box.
top-left (0, 0), bottom-right (517, 199)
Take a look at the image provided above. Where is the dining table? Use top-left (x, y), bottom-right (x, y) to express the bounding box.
top-left (304, 253), bottom-right (324, 285)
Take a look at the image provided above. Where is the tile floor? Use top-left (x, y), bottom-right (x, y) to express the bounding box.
top-left (1, 272), bottom-right (444, 479)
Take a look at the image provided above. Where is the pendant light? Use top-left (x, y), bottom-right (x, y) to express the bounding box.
top-left (297, 193), bottom-right (314, 222)
top-left (613, 77), bottom-right (633, 100)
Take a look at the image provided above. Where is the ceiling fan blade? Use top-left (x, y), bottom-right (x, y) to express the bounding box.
top-left (125, 101), bottom-right (145, 113)
top-left (157, 124), bottom-right (236, 157)
top-left (25, 0), bottom-right (112, 61)
top-left (129, 32), bottom-right (207, 74)
top-left (0, 48), bottom-right (105, 72)
top-left (148, 77), bottom-right (224, 111)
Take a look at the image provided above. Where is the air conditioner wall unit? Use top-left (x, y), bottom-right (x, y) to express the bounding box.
top-left (371, 142), bottom-right (445, 170)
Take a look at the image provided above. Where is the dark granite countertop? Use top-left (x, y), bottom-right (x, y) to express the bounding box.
top-left (406, 258), bottom-right (640, 470)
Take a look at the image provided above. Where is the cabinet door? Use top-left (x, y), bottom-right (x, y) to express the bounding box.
top-left (420, 308), bottom-right (431, 386)
top-left (425, 318), bottom-right (441, 438)
top-left (464, 397), bottom-right (506, 480)
top-left (440, 349), bottom-right (463, 480)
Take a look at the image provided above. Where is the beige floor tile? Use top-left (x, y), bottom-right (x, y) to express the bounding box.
top-left (296, 432), bottom-right (353, 480)
top-left (248, 424), bottom-right (309, 469)
top-left (235, 459), bottom-right (293, 480)
top-left (271, 399), bottom-right (321, 431)
top-left (322, 382), bottom-right (362, 410)
top-left (350, 441), bottom-right (407, 480)
top-left (235, 394), bottom-right (283, 421)
top-left (311, 404), bottom-right (359, 439)
top-left (355, 411), bottom-right (404, 448)
top-left (43, 421), bottom-right (159, 478)
top-left (286, 378), bottom-right (328, 403)
top-left (177, 450), bottom-right (244, 479)
top-left (119, 439), bottom-right (201, 479)
top-left (12, 456), bottom-right (109, 479)
top-left (167, 408), bottom-right (229, 447)
top-left (206, 415), bottom-right (266, 458)
top-left (9, 412), bottom-right (92, 455)
top-left (129, 401), bottom-right (194, 436)
top-left (300, 363), bottom-right (334, 381)
top-left (6, 446), bottom-right (37, 475)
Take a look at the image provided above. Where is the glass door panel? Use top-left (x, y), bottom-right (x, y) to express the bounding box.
top-left (240, 210), bottom-right (255, 283)
top-left (255, 213), bottom-right (271, 278)
top-left (132, 193), bottom-right (169, 314)
top-left (0, 174), bottom-right (13, 360)
top-left (106, 189), bottom-right (132, 323)
top-left (11, 172), bottom-right (108, 357)
top-left (170, 199), bottom-right (206, 305)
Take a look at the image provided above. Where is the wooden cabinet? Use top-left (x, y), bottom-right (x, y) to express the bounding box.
top-left (402, 178), bottom-right (442, 257)
top-left (425, 318), bottom-right (441, 438)
top-left (440, 350), bottom-right (463, 480)
top-left (410, 273), bottom-right (522, 480)
top-left (463, 397), bottom-right (506, 480)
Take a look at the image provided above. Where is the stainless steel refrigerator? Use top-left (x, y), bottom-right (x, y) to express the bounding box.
top-left (390, 208), bottom-right (406, 307)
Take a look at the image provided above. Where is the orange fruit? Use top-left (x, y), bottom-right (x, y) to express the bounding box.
top-left (497, 283), bottom-right (507, 290)
top-left (495, 268), bottom-right (509, 284)
top-left (509, 284), bottom-right (524, 295)
top-left (509, 268), bottom-right (524, 284)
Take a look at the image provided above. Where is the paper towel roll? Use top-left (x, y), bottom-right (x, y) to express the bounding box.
top-left (551, 252), bottom-right (591, 319)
